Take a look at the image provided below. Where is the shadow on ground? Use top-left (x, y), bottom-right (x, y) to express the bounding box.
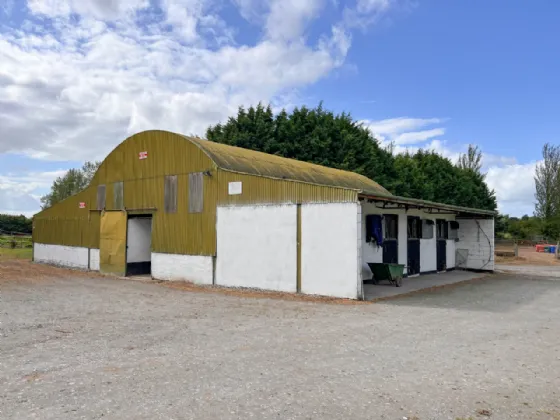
top-left (379, 273), bottom-right (560, 313)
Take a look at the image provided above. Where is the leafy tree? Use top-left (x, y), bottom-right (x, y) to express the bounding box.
top-left (0, 214), bottom-right (32, 234)
top-left (535, 143), bottom-right (560, 219)
top-left (207, 103), bottom-right (396, 190)
top-left (457, 144), bottom-right (483, 174)
top-left (40, 161), bottom-right (101, 209)
top-left (206, 103), bottom-right (497, 211)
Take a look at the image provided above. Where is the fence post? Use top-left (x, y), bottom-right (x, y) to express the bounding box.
top-left (557, 241), bottom-right (560, 260)
top-left (514, 242), bottom-right (518, 257)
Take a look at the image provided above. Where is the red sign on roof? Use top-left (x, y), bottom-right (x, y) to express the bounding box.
top-left (139, 151), bottom-right (148, 160)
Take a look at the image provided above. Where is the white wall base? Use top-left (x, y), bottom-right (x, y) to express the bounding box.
top-left (301, 202), bottom-right (359, 299)
top-left (216, 205), bottom-right (297, 292)
top-left (89, 249), bottom-right (100, 271)
top-left (152, 253), bottom-right (213, 285)
top-left (33, 243), bottom-right (89, 269)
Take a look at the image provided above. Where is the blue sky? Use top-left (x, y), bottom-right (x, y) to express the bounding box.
top-left (0, 0), bottom-right (558, 216)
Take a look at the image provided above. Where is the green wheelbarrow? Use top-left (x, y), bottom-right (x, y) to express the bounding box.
top-left (367, 263), bottom-right (405, 287)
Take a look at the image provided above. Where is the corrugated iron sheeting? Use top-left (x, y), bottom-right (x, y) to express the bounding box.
top-left (216, 170), bottom-right (358, 205)
top-left (34, 131), bottom-right (361, 257)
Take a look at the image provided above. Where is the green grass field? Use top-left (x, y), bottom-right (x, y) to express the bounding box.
top-left (0, 247), bottom-right (33, 260)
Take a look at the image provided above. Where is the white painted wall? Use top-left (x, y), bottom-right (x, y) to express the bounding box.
top-left (301, 202), bottom-right (359, 299)
top-left (89, 248), bottom-right (100, 271)
top-left (33, 243), bottom-right (89, 269)
top-left (216, 205), bottom-right (297, 292)
top-left (127, 218), bottom-right (152, 263)
top-left (456, 218), bottom-right (495, 270)
top-left (446, 240), bottom-right (456, 269)
top-left (152, 253), bottom-right (213, 284)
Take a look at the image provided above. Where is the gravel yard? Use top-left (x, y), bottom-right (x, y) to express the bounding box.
top-left (1, 263), bottom-right (560, 420)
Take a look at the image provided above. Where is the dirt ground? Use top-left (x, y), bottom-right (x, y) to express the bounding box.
top-left (495, 245), bottom-right (560, 266)
top-left (1, 260), bottom-right (560, 420)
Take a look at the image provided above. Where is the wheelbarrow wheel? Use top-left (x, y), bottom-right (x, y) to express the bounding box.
top-left (394, 276), bottom-right (402, 287)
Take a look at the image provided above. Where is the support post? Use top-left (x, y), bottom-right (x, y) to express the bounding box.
top-left (297, 204), bottom-right (302, 293)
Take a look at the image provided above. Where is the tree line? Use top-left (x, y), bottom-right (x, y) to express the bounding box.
top-left (0, 214), bottom-right (32, 234)
top-left (207, 103), bottom-right (497, 210)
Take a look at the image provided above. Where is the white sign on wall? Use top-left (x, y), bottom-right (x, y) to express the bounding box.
top-left (139, 151), bottom-right (148, 160)
top-left (228, 181), bottom-right (242, 195)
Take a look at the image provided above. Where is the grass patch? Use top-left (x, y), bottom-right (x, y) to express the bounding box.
top-left (0, 247), bottom-right (33, 260)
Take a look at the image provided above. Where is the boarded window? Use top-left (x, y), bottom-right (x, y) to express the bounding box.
top-left (422, 219), bottom-right (434, 239)
top-left (164, 175), bottom-right (177, 213)
top-left (114, 181), bottom-right (124, 210)
top-left (383, 214), bottom-right (398, 240)
top-left (188, 172), bottom-right (203, 213)
top-left (448, 221), bottom-right (459, 240)
top-left (97, 185), bottom-right (106, 210)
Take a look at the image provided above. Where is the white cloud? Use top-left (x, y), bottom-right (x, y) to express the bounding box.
top-left (27, 0), bottom-right (149, 20)
top-left (363, 117), bottom-right (443, 143)
top-left (486, 163), bottom-right (537, 217)
top-left (0, 0), bottom-right (395, 215)
top-left (266, 0), bottom-right (324, 41)
top-left (0, 1), bottom-right (382, 161)
top-left (0, 170), bottom-right (66, 215)
top-left (393, 128), bottom-right (446, 145)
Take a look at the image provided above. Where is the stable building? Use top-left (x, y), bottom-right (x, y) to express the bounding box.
top-left (32, 130), bottom-right (495, 299)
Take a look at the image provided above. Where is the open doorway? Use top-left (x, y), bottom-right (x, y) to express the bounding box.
top-left (127, 215), bottom-right (153, 276)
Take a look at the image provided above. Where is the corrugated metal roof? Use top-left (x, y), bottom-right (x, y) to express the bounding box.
top-left (186, 136), bottom-right (390, 195)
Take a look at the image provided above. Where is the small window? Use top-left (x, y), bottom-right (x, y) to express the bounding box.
top-left (97, 185), bottom-right (106, 210)
top-left (436, 219), bottom-right (448, 239)
top-left (114, 181), bottom-right (124, 210)
top-left (188, 172), bottom-right (203, 213)
top-left (407, 216), bottom-right (421, 239)
top-left (422, 219), bottom-right (434, 239)
top-left (164, 175), bottom-right (177, 213)
top-left (384, 214), bottom-right (398, 240)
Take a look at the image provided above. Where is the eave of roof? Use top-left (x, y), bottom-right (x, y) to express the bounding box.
top-left (186, 136), bottom-right (390, 195)
top-left (359, 192), bottom-right (496, 217)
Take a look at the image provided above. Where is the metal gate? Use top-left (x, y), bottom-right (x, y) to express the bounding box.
top-left (100, 210), bottom-right (127, 276)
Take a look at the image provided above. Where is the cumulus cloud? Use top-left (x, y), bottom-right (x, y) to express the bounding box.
top-left (0, 170), bottom-right (66, 215)
top-left (486, 163), bottom-right (537, 217)
top-left (0, 0), bottom-right (394, 214)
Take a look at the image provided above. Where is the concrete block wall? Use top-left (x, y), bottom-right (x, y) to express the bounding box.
top-left (216, 205), bottom-right (298, 293)
top-left (33, 244), bottom-right (89, 269)
top-left (152, 253), bottom-right (213, 284)
top-left (301, 202), bottom-right (360, 299)
top-left (456, 218), bottom-right (494, 270)
top-left (89, 249), bottom-right (100, 271)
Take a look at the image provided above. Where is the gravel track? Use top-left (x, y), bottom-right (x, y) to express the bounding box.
top-left (1, 268), bottom-right (560, 420)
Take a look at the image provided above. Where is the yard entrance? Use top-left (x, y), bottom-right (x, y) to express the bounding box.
top-left (126, 215), bottom-right (153, 276)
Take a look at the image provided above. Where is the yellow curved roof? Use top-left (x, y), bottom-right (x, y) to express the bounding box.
top-left (185, 136), bottom-right (390, 195)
